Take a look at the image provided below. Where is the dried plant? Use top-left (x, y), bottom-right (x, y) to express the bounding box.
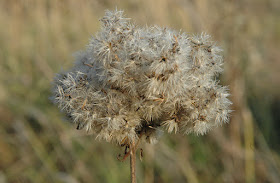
top-left (51, 10), bottom-right (232, 183)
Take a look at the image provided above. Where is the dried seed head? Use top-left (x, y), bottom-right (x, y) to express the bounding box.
top-left (51, 10), bottom-right (232, 145)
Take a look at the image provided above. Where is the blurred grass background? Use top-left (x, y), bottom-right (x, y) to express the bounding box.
top-left (0, 0), bottom-right (280, 182)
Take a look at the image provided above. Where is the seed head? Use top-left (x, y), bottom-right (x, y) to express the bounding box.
top-left (51, 10), bottom-right (232, 145)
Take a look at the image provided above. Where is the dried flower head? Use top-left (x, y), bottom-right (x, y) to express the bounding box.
top-left (51, 10), bottom-right (232, 146)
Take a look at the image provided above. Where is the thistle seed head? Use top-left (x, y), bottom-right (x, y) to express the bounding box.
top-left (51, 10), bottom-right (232, 145)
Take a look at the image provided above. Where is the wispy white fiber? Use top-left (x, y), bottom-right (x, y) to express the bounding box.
top-left (51, 10), bottom-right (232, 145)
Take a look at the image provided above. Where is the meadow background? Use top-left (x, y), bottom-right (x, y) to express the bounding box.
top-left (0, 0), bottom-right (280, 182)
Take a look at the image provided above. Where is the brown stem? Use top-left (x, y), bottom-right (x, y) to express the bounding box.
top-left (119, 133), bottom-right (144, 162)
top-left (130, 141), bottom-right (136, 183)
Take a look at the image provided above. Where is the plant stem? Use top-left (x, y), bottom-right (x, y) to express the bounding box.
top-left (130, 141), bottom-right (136, 183)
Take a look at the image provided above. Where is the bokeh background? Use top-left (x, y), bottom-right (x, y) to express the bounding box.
top-left (0, 0), bottom-right (280, 182)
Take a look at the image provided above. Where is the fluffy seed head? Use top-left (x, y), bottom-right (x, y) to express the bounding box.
top-left (51, 10), bottom-right (232, 145)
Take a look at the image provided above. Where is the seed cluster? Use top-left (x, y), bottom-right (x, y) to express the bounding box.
top-left (51, 10), bottom-right (232, 145)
